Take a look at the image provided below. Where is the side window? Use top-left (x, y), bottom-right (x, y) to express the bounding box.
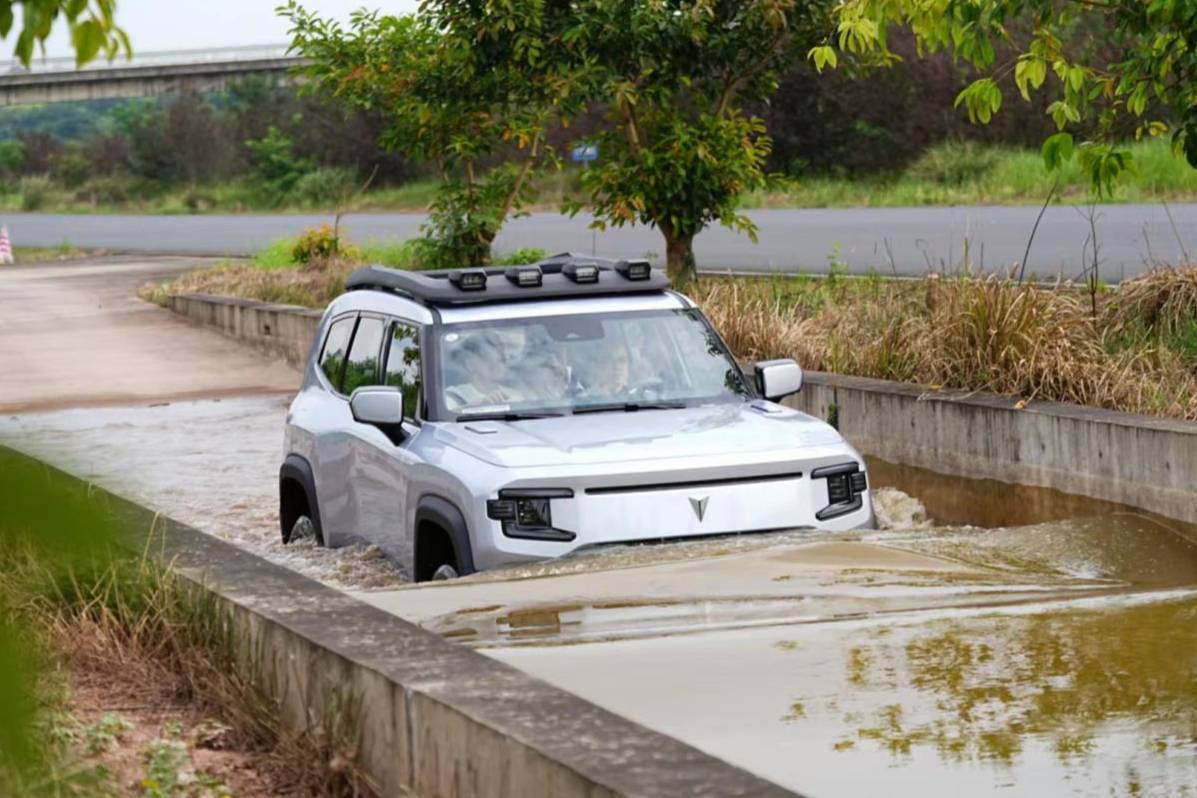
top-left (384, 322), bottom-right (422, 419)
top-left (319, 316), bottom-right (356, 391)
top-left (342, 317), bottom-right (386, 395)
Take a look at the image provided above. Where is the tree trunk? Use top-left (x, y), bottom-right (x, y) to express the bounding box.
top-left (663, 230), bottom-right (696, 286)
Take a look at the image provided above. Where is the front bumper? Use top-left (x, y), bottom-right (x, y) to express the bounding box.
top-left (470, 445), bottom-right (874, 568)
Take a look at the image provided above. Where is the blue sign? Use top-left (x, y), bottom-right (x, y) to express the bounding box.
top-left (571, 143), bottom-right (599, 163)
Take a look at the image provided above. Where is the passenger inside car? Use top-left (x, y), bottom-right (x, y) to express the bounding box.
top-left (444, 332), bottom-right (523, 409)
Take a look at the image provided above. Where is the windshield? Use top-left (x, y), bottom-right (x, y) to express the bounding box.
top-left (432, 308), bottom-right (752, 419)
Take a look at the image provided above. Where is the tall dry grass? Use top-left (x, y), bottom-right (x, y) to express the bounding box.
top-left (696, 270), bottom-right (1197, 420)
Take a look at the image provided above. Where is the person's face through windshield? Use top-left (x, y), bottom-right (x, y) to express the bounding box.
top-left (588, 345), bottom-right (630, 396)
top-left (526, 348), bottom-right (568, 401)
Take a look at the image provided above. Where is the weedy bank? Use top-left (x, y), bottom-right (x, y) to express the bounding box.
top-left (0, 450), bottom-right (377, 798)
top-left (695, 268), bottom-right (1197, 420)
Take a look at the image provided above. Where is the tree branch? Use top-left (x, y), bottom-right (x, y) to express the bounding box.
top-left (498, 129), bottom-right (543, 225)
top-left (617, 94), bottom-right (644, 155)
top-left (715, 28), bottom-right (789, 117)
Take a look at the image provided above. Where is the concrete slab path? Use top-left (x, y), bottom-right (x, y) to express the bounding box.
top-left (0, 257), bottom-right (298, 413)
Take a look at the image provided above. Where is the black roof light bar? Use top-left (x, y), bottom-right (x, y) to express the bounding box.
top-left (344, 253), bottom-right (670, 306)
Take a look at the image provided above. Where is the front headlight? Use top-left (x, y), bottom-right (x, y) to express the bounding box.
top-left (812, 463), bottom-right (867, 521)
top-left (487, 488), bottom-right (575, 541)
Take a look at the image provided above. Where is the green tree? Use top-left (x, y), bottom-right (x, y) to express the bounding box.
top-left (246, 125), bottom-right (313, 196)
top-left (565, 1), bottom-right (833, 282)
top-left (814, 0), bottom-right (1197, 192)
top-left (3, 0), bottom-right (128, 66)
top-left (283, 1), bottom-right (586, 267)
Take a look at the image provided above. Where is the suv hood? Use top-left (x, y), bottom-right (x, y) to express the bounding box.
top-left (435, 402), bottom-right (844, 468)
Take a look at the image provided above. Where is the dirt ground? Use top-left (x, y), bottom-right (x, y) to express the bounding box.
top-left (64, 649), bottom-right (303, 798)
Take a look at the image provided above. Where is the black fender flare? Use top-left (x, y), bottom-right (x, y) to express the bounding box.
top-left (414, 495), bottom-right (476, 577)
top-left (279, 454), bottom-right (324, 544)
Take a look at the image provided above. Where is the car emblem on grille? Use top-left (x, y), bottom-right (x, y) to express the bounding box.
top-left (689, 496), bottom-right (709, 522)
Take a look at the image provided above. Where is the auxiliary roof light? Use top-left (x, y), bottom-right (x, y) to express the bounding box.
top-left (506, 266), bottom-right (544, 287)
top-left (449, 269), bottom-right (488, 291)
top-left (615, 259), bottom-right (652, 281)
top-left (563, 261), bottom-right (600, 284)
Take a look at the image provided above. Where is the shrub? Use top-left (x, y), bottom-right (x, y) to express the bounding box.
top-left (19, 175), bottom-right (52, 211)
top-left (290, 167), bottom-right (358, 207)
top-left (51, 151), bottom-right (91, 188)
top-left (183, 186), bottom-right (216, 212)
top-left (494, 247), bottom-right (548, 266)
top-left (73, 175), bottom-right (132, 205)
top-left (246, 127), bottom-right (314, 197)
top-left (291, 224), bottom-right (341, 265)
top-left (908, 141), bottom-right (1003, 186)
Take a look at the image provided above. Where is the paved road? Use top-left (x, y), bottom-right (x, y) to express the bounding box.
top-left (6, 203), bottom-right (1195, 281)
top-left (0, 256), bottom-right (297, 413)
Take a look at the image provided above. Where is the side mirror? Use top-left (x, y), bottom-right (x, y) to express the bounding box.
top-left (350, 386), bottom-right (404, 427)
top-left (756, 359), bottom-right (803, 401)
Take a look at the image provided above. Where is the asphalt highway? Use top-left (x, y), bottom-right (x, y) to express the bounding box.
top-left (5, 202), bottom-right (1195, 281)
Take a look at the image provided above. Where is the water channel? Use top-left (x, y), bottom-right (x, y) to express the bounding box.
top-left (3, 395), bottom-right (1196, 796)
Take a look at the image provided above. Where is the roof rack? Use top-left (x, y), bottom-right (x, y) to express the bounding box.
top-left (343, 253), bottom-right (671, 306)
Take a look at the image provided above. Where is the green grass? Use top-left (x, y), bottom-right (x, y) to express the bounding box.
top-left (749, 138), bottom-right (1197, 208)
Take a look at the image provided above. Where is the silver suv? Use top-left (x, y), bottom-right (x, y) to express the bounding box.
top-left (280, 254), bottom-right (873, 581)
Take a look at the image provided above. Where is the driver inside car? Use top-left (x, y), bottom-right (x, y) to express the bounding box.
top-left (580, 344), bottom-right (631, 398)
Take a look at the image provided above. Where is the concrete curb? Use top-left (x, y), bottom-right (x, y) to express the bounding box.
top-left (160, 291), bottom-right (1197, 525)
top-left (787, 372), bottom-right (1197, 526)
top-left (9, 446), bottom-right (794, 798)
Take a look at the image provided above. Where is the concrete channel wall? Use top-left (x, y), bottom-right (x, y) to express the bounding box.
top-left (787, 373), bottom-right (1197, 526)
top-left (165, 293), bottom-right (322, 368)
top-left (163, 292), bottom-right (1197, 526)
top-left (15, 448), bottom-right (792, 798)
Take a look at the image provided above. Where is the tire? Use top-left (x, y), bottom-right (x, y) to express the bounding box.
top-left (289, 515), bottom-right (317, 544)
top-left (432, 563), bottom-right (459, 581)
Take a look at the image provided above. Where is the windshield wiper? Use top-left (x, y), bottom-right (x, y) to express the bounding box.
top-left (572, 401), bottom-right (686, 415)
top-left (455, 411), bottom-right (563, 422)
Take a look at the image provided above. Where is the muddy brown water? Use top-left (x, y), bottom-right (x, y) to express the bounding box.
top-left (4, 397), bottom-right (1197, 796)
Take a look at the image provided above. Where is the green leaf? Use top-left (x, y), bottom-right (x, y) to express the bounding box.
top-left (808, 45), bottom-right (837, 73)
top-left (1041, 132), bottom-right (1074, 171)
top-left (14, 29), bottom-right (33, 66)
top-left (1047, 100), bottom-right (1080, 130)
top-left (1014, 57), bottom-right (1046, 101)
top-left (72, 19), bottom-right (105, 67)
top-left (1182, 127), bottom-right (1197, 169)
top-left (955, 78), bottom-right (1001, 124)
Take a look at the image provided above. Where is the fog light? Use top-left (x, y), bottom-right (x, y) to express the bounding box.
top-left (564, 261), bottom-right (600, 283)
top-left (506, 266), bottom-right (543, 287)
top-left (450, 269), bottom-right (488, 291)
top-left (827, 473), bottom-right (851, 504)
top-left (615, 259), bottom-right (651, 280)
top-left (515, 498), bottom-right (551, 528)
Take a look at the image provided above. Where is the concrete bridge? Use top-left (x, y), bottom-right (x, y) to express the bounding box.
top-left (0, 44), bottom-right (305, 105)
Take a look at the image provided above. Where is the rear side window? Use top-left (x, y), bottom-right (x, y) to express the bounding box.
top-left (342, 316), bottom-right (386, 395)
top-left (384, 322), bottom-right (422, 418)
top-left (319, 316), bottom-right (355, 391)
